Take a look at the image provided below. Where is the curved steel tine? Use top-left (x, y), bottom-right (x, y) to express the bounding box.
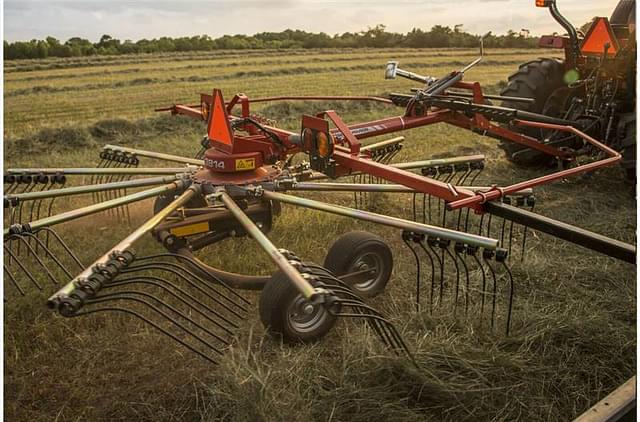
top-left (21, 232), bottom-right (75, 279)
top-left (6, 179), bottom-right (19, 194)
top-left (471, 253), bottom-right (487, 325)
top-left (486, 213), bottom-right (493, 238)
top-left (33, 179), bottom-right (53, 234)
top-left (89, 293), bottom-right (229, 354)
top-left (469, 167), bottom-right (483, 185)
top-left (75, 304), bottom-right (220, 365)
top-left (421, 194), bottom-right (427, 224)
top-left (521, 202), bottom-right (535, 261)
top-left (97, 289), bottom-right (231, 346)
top-left (36, 227), bottom-right (84, 270)
top-left (4, 266), bottom-right (26, 296)
top-left (45, 178), bottom-right (66, 247)
top-left (443, 246), bottom-right (460, 315)
top-left (135, 253), bottom-right (251, 305)
top-left (507, 219), bottom-right (515, 258)
top-left (108, 276), bottom-right (239, 333)
top-left (411, 193), bottom-right (418, 222)
top-left (500, 261), bottom-right (515, 335)
top-left (4, 244), bottom-right (43, 291)
top-left (402, 232), bottom-right (422, 312)
top-left (123, 263), bottom-right (247, 317)
top-left (353, 175), bottom-right (359, 209)
top-left (9, 234), bottom-right (61, 286)
top-left (417, 240), bottom-right (436, 314)
top-left (427, 240), bottom-right (444, 308)
top-left (483, 253), bottom-right (499, 331)
top-left (455, 246), bottom-right (471, 317)
top-left (477, 213), bottom-right (485, 235)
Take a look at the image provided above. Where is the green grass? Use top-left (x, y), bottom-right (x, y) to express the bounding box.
top-left (3, 48), bottom-right (636, 421)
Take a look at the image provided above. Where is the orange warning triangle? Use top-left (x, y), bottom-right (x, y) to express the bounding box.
top-left (207, 89), bottom-right (234, 152)
top-left (581, 17), bottom-right (619, 57)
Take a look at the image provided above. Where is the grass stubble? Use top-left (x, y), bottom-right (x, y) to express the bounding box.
top-left (3, 49), bottom-right (636, 421)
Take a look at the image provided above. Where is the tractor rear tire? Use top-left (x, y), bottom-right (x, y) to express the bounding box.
top-left (499, 58), bottom-right (566, 166)
top-left (618, 113), bottom-right (636, 181)
top-left (323, 231), bottom-right (393, 298)
top-left (259, 270), bottom-right (337, 344)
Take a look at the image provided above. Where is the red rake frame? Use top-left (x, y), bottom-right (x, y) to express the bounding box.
top-left (157, 78), bottom-right (620, 214)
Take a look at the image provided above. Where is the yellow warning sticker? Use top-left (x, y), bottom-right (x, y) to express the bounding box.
top-left (170, 222), bottom-right (210, 237)
top-left (235, 158), bottom-right (256, 170)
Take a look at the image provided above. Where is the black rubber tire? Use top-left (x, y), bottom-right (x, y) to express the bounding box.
top-left (323, 231), bottom-right (392, 298)
top-left (610, 0), bottom-right (635, 26)
top-left (499, 58), bottom-right (566, 166)
top-left (618, 113), bottom-right (636, 181)
top-left (259, 270), bottom-right (337, 343)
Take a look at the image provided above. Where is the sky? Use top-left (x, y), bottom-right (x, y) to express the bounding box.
top-left (4, 0), bottom-right (621, 42)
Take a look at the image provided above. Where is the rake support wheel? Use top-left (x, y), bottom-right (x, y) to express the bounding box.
top-left (259, 270), bottom-right (337, 343)
top-left (324, 231), bottom-right (393, 298)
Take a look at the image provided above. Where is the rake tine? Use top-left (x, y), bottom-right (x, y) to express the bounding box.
top-left (454, 243), bottom-right (471, 317)
top-left (36, 228), bottom-right (85, 270)
top-left (74, 305), bottom-right (220, 365)
top-left (443, 244), bottom-right (460, 315)
top-left (402, 232), bottom-right (422, 312)
top-left (92, 156), bottom-right (107, 203)
top-left (331, 299), bottom-right (409, 358)
top-left (44, 175), bottom-right (66, 247)
top-left (411, 193), bottom-right (418, 222)
top-left (21, 232), bottom-right (76, 279)
top-left (471, 252), bottom-right (487, 321)
top-left (483, 250), bottom-right (498, 331)
top-left (507, 218), bottom-right (515, 259)
top-left (123, 263), bottom-right (247, 318)
top-left (137, 253), bottom-right (252, 306)
top-left (427, 238), bottom-right (444, 308)
top-left (4, 244), bottom-right (43, 291)
top-left (90, 293), bottom-right (229, 354)
top-left (9, 234), bottom-right (61, 286)
top-left (521, 200), bottom-right (535, 261)
top-left (108, 276), bottom-right (238, 335)
top-left (500, 259), bottom-right (515, 335)
top-left (33, 178), bottom-right (53, 230)
top-left (4, 266), bottom-right (26, 296)
top-left (416, 239), bottom-right (436, 314)
top-left (101, 288), bottom-right (232, 346)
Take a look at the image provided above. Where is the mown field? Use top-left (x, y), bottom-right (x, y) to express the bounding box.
top-left (4, 48), bottom-right (637, 421)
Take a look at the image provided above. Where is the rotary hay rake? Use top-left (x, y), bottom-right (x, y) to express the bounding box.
top-left (3, 48), bottom-right (636, 372)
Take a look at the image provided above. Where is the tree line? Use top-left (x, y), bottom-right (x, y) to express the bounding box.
top-left (4, 25), bottom-right (539, 60)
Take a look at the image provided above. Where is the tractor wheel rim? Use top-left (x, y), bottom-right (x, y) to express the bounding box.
top-left (287, 295), bottom-right (327, 333)
top-left (347, 252), bottom-right (382, 291)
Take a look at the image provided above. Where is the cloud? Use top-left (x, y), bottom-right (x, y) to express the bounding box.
top-left (4, 0), bottom-right (620, 42)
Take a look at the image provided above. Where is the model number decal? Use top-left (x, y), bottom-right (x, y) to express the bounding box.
top-left (204, 158), bottom-right (225, 169)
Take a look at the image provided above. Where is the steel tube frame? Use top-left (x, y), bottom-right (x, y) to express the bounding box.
top-left (5, 181), bottom-right (187, 236)
top-left (6, 175), bottom-right (183, 202)
top-left (218, 191), bottom-right (316, 299)
top-left (47, 184), bottom-right (200, 306)
top-left (447, 120), bottom-right (622, 210)
top-left (360, 136), bottom-right (405, 152)
top-left (258, 189), bottom-right (498, 249)
top-left (102, 145), bottom-right (204, 166)
top-left (286, 182), bottom-right (533, 196)
top-left (7, 167), bottom-right (198, 176)
top-left (484, 201), bottom-right (636, 264)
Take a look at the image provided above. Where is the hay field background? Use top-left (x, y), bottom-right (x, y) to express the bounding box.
top-left (3, 48), bottom-right (637, 421)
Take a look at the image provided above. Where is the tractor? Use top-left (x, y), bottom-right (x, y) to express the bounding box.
top-left (499, 0), bottom-right (636, 180)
